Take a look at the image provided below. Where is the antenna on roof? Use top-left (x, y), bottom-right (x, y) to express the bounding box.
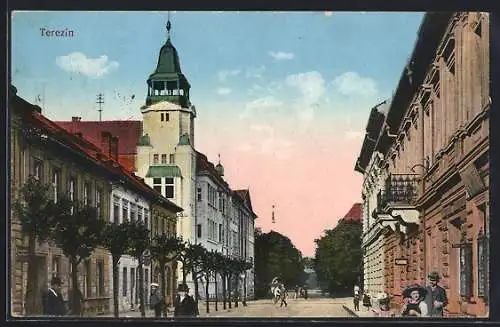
top-left (272, 204), bottom-right (276, 224)
top-left (96, 93), bottom-right (104, 121)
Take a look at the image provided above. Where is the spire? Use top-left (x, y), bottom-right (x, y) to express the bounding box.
top-left (272, 204), bottom-right (276, 224)
top-left (166, 11), bottom-right (172, 41)
top-left (215, 153), bottom-right (224, 177)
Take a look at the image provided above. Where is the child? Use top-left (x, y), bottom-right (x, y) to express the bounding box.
top-left (362, 292), bottom-right (372, 311)
top-left (353, 294), bottom-right (360, 311)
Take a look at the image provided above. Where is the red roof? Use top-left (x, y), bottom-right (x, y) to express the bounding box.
top-left (340, 203), bottom-right (362, 224)
top-left (55, 120), bottom-right (142, 155)
top-left (16, 101), bottom-right (181, 213)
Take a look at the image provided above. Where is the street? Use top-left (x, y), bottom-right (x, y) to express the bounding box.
top-left (111, 296), bottom-right (354, 318)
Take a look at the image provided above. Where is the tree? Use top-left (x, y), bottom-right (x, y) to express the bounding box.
top-left (200, 250), bottom-right (216, 314)
top-left (126, 220), bottom-right (151, 318)
top-left (181, 243), bottom-right (206, 308)
top-left (150, 234), bottom-right (183, 315)
top-left (314, 220), bottom-right (362, 296)
top-left (50, 198), bottom-right (106, 316)
top-left (212, 252), bottom-right (226, 311)
top-left (100, 221), bottom-right (132, 318)
top-left (13, 176), bottom-right (59, 315)
top-left (254, 230), bottom-right (305, 298)
top-left (220, 256), bottom-right (232, 310)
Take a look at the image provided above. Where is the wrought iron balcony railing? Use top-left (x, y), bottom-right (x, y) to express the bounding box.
top-left (377, 173), bottom-right (419, 211)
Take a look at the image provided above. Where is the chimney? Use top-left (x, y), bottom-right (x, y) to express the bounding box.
top-left (72, 116), bottom-right (81, 122)
top-left (110, 136), bottom-right (119, 161)
top-left (100, 131), bottom-right (112, 157)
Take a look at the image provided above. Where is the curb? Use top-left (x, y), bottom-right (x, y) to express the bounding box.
top-left (342, 305), bottom-right (359, 317)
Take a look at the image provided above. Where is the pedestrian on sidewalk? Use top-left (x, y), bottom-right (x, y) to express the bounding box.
top-left (174, 284), bottom-right (198, 318)
top-left (372, 293), bottom-right (394, 317)
top-left (362, 292), bottom-right (371, 311)
top-left (42, 276), bottom-right (66, 316)
top-left (424, 271), bottom-right (448, 317)
top-left (279, 284), bottom-right (288, 307)
top-left (149, 283), bottom-right (164, 318)
top-left (401, 284), bottom-right (428, 317)
top-left (353, 294), bottom-right (360, 311)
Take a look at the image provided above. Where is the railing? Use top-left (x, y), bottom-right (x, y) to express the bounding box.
top-left (377, 174), bottom-right (419, 210)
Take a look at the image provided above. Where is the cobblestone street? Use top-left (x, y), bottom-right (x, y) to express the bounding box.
top-left (107, 297), bottom-right (354, 318)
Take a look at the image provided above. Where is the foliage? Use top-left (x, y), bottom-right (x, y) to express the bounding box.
top-left (254, 230), bottom-right (305, 298)
top-left (314, 220), bottom-right (362, 296)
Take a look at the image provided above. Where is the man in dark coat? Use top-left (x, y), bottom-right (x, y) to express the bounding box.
top-left (424, 271), bottom-right (448, 317)
top-left (42, 276), bottom-right (66, 316)
top-left (174, 284), bottom-right (198, 318)
top-left (149, 283), bottom-right (164, 318)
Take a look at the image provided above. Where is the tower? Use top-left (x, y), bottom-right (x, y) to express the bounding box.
top-left (136, 17), bottom-right (197, 245)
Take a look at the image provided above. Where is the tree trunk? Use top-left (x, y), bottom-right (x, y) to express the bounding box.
top-left (112, 256), bottom-right (120, 318)
top-left (71, 258), bottom-right (82, 316)
top-left (214, 272), bottom-right (218, 311)
top-left (138, 259), bottom-right (145, 318)
top-left (191, 266), bottom-right (199, 308)
top-left (227, 275), bottom-right (232, 309)
top-left (25, 235), bottom-right (38, 316)
top-left (160, 261), bottom-right (167, 317)
top-left (222, 273), bottom-right (227, 310)
top-left (205, 272), bottom-right (210, 313)
top-left (234, 274), bottom-right (239, 308)
top-left (182, 261), bottom-right (187, 285)
top-left (243, 272), bottom-right (247, 306)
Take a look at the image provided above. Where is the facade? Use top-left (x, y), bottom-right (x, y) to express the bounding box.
top-left (354, 102), bottom-right (389, 297)
top-left (10, 88), bottom-right (112, 315)
top-left (354, 12), bottom-right (490, 317)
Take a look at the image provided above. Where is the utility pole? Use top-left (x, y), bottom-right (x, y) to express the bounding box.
top-left (96, 93), bottom-right (104, 121)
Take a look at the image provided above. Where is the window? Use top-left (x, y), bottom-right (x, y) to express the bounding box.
top-left (52, 168), bottom-right (60, 203)
top-left (122, 199), bottom-right (129, 222)
top-left (52, 256), bottom-right (60, 277)
top-left (96, 188), bottom-right (102, 219)
top-left (165, 177), bottom-right (174, 199)
top-left (161, 113), bottom-right (165, 121)
top-left (113, 196), bottom-right (120, 222)
top-left (97, 259), bottom-right (105, 296)
top-left (169, 154), bottom-right (175, 164)
top-left (123, 267), bottom-right (128, 296)
top-left (138, 206), bottom-right (143, 223)
top-left (83, 182), bottom-right (90, 206)
top-left (84, 260), bottom-right (92, 298)
top-left (69, 177), bottom-right (77, 214)
top-left (165, 113), bottom-right (170, 121)
top-left (33, 158), bottom-right (43, 180)
top-left (130, 203), bottom-right (137, 222)
top-left (144, 209), bottom-right (149, 230)
top-left (153, 178), bottom-right (162, 194)
top-left (153, 154), bottom-right (159, 164)
top-left (197, 224), bottom-right (202, 238)
top-left (459, 243), bottom-right (473, 298)
top-left (161, 154), bottom-right (167, 164)
top-left (219, 224), bottom-right (222, 243)
top-left (197, 188), bottom-right (202, 202)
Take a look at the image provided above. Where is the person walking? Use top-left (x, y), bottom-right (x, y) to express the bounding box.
top-left (42, 276), bottom-right (66, 316)
top-left (401, 284), bottom-right (429, 317)
top-left (174, 284), bottom-right (198, 318)
top-left (279, 284), bottom-right (288, 308)
top-left (424, 271), bottom-right (448, 317)
top-left (149, 283), bottom-right (164, 318)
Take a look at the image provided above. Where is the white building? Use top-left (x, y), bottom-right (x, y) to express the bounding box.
top-left (134, 22), bottom-right (256, 297)
top-left (108, 184), bottom-right (151, 312)
top-left (354, 101), bottom-right (390, 297)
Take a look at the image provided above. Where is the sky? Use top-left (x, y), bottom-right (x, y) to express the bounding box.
top-left (11, 11), bottom-right (425, 257)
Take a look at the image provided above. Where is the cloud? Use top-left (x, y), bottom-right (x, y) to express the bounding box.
top-left (324, 11), bottom-right (334, 17)
top-left (241, 96), bottom-right (283, 119)
top-left (285, 71), bottom-right (326, 105)
top-left (245, 66), bottom-right (266, 78)
top-left (217, 69), bottom-right (241, 82)
top-left (269, 51), bottom-right (295, 60)
top-left (217, 87), bottom-right (232, 95)
top-left (332, 72), bottom-right (378, 97)
top-left (248, 124), bottom-right (294, 158)
top-left (55, 52), bottom-right (119, 78)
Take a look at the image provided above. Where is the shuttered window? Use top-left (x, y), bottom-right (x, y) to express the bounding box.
top-left (459, 244), bottom-right (473, 298)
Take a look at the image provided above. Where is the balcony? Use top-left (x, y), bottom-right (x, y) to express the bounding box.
top-left (377, 173), bottom-right (419, 211)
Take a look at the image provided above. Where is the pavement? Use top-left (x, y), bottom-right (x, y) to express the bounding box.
top-left (96, 297), bottom-right (357, 318)
top-left (341, 298), bottom-right (375, 318)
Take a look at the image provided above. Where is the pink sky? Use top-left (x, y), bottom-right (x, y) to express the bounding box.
top-left (197, 117), bottom-right (365, 257)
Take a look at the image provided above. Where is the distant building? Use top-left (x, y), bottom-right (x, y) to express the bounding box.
top-left (339, 203), bottom-right (362, 224)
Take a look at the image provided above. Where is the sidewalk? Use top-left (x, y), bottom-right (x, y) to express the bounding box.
top-left (341, 297), bottom-right (374, 318)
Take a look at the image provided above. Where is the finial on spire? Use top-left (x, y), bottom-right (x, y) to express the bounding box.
top-left (218, 153), bottom-right (221, 164)
top-left (166, 11), bottom-right (172, 40)
top-left (272, 204), bottom-right (276, 224)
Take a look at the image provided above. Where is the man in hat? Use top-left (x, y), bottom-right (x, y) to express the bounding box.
top-left (174, 284), bottom-right (198, 318)
top-left (149, 283), bottom-right (164, 318)
top-left (42, 276), bottom-right (66, 316)
top-left (424, 271), bottom-right (448, 317)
